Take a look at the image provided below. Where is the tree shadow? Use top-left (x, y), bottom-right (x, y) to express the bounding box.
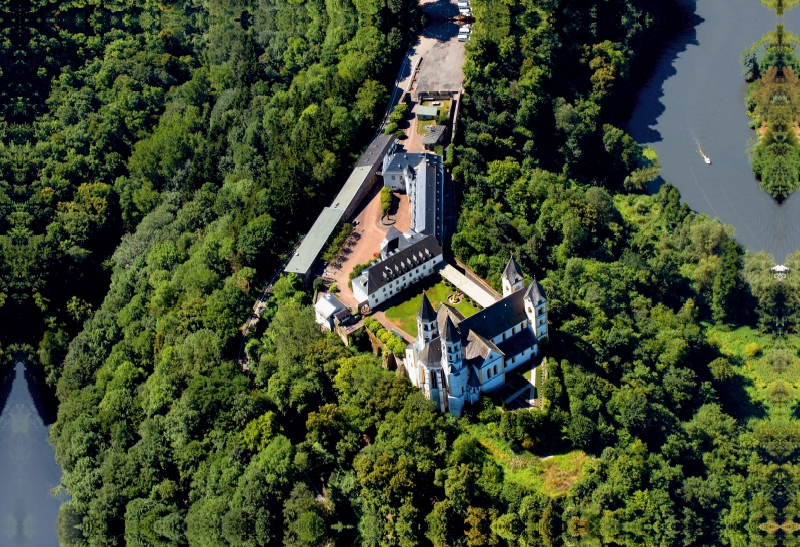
top-left (419, 0), bottom-right (460, 21)
top-left (420, 22), bottom-right (459, 42)
top-left (625, 1), bottom-right (704, 144)
top-left (717, 372), bottom-right (768, 422)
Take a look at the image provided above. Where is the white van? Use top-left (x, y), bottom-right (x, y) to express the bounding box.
top-left (457, 1), bottom-right (469, 6)
top-left (459, 27), bottom-right (470, 34)
top-left (458, 8), bottom-right (471, 14)
top-left (458, 34), bottom-right (469, 42)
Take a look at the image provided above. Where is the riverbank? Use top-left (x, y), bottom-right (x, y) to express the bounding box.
top-left (628, 0), bottom-right (800, 262)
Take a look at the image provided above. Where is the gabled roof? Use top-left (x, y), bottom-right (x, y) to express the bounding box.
top-left (383, 152), bottom-right (425, 176)
top-left (420, 337), bottom-right (442, 367)
top-left (422, 125), bottom-right (447, 145)
top-left (459, 289), bottom-right (528, 342)
top-left (524, 279), bottom-right (546, 306)
top-left (464, 330), bottom-right (503, 365)
top-left (496, 328), bottom-right (537, 358)
top-left (436, 303), bottom-right (465, 331)
top-left (418, 293), bottom-right (437, 323)
top-left (502, 256), bottom-right (524, 285)
top-left (443, 314), bottom-right (460, 343)
top-left (358, 234), bottom-right (443, 294)
top-left (315, 292), bottom-right (346, 319)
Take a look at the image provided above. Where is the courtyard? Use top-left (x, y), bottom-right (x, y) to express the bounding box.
top-left (384, 277), bottom-right (480, 335)
top-left (325, 183), bottom-right (411, 308)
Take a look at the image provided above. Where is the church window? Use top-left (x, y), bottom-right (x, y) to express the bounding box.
top-left (512, 326), bottom-right (516, 334)
top-left (494, 364), bottom-right (498, 375)
top-left (512, 356), bottom-right (516, 363)
top-left (502, 332), bottom-right (506, 341)
top-left (431, 373), bottom-right (437, 388)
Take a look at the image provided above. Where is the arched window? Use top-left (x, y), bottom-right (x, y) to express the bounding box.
top-left (493, 364), bottom-right (498, 375)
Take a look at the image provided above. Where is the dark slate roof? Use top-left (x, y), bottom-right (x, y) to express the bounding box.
top-left (443, 314), bottom-right (460, 343)
top-left (357, 135), bottom-right (396, 169)
top-left (360, 234), bottom-right (443, 294)
top-left (413, 156), bottom-right (439, 239)
top-left (524, 279), bottom-right (546, 306)
top-left (459, 289), bottom-right (528, 343)
top-left (436, 304), bottom-right (465, 331)
top-left (422, 125), bottom-right (447, 145)
top-left (503, 256), bottom-right (524, 285)
top-left (464, 330), bottom-right (502, 368)
top-left (383, 152), bottom-right (426, 176)
top-left (420, 337), bottom-right (442, 367)
top-left (333, 308), bottom-right (352, 324)
top-left (418, 293), bottom-right (437, 322)
top-left (496, 328), bottom-right (537, 358)
top-left (381, 227), bottom-right (426, 258)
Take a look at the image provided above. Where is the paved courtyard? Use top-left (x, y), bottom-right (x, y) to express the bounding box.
top-left (326, 184), bottom-right (411, 308)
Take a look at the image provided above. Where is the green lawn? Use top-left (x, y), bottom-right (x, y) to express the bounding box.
top-left (469, 424), bottom-right (591, 495)
top-left (416, 100), bottom-right (451, 134)
top-left (384, 279), bottom-right (479, 334)
top-left (417, 118), bottom-right (435, 134)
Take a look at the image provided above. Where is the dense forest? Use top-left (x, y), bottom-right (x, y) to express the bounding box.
top-left (0, 0), bottom-right (796, 544)
top-left (743, 24), bottom-right (800, 200)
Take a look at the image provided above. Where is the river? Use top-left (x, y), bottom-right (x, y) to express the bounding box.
top-left (628, 0), bottom-right (800, 263)
top-left (0, 363), bottom-right (63, 546)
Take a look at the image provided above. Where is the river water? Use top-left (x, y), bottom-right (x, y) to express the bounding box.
top-left (0, 363), bottom-right (62, 546)
top-left (628, 0), bottom-right (800, 263)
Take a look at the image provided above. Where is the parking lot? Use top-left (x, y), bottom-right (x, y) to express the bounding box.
top-left (412, 23), bottom-right (466, 95)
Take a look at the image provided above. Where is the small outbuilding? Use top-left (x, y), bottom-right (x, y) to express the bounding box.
top-left (315, 292), bottom-right (351, 331)
top-left (423, 125), bottom-right (447, 150)
top-left (417, 105), bottom-right (439, 120)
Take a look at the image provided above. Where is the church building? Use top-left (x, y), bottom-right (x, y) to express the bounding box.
top-left (404, 257), bottom-right (548, 417)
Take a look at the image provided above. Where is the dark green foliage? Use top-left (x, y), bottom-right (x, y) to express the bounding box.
top-left (34, 0), bottom-right (794, 545)
top-left (744, 25), bottom-right (800, 200)
top-left (380, 187), bottom-right (394, 215)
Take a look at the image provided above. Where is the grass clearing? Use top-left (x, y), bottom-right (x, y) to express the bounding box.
top-left (384, 278), bottom-right (480, 334)
top-left (417, 118), bottom-right (435, 134)
top-left (703, 324), bottom-right (800, 417)
top-left (469, 424), bottom-right (591, 495)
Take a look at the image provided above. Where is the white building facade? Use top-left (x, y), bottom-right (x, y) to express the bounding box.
top-left (404, 257), bottom-right (548, 417)
top-left (351, 229), bottom-right (443, 310)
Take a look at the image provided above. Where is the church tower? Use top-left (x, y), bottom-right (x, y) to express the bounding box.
top-left (441, 314), bottom-right (467, 417)
top-left (416, 293), bottom-right (438, 345)
top-left (442, 315), bottom-right (462, 371)
top-left (524, 279), bottom-right (548, 341)
top-left (502, 256), bottom-right (524, 297)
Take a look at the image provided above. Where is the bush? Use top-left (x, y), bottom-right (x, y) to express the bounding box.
top-left (321, 222), bottom-right (354, 263)
top-left (744, 342), bottom-right (761, 358)
top-left (329, 283), bottom-right (338, 294)
top-left (350, 259), bottom-right (375, 280)
top-left (380, 187), bottom-right (394, 215)
top-left (384, 122), bottom-right (399, 135)
top-left (389, 103), bottom-right (409, 123)
top-left (394, 129), bottom-right (408, 139)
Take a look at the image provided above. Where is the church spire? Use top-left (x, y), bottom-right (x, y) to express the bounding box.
top-left (418, 293), bottom-right (436, 322)
top-left (416, 293), bottom-right (438, 344)
top-left (501, 255), bottom-right (524, 297)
